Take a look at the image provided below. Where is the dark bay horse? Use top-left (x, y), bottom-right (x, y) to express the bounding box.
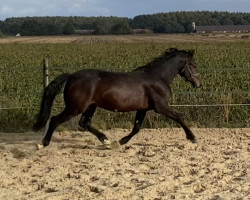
top-left (33, 48), bottom-right (201, 148)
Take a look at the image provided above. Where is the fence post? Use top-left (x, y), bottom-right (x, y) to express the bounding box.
top-left (43, 59), bottom-right (49, 90)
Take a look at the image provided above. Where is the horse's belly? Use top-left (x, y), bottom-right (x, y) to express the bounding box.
top-left (97, 90), bottom-right (148, 112)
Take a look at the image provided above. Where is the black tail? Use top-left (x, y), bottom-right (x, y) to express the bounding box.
top-left (33, 73), bottom-right (71, 132)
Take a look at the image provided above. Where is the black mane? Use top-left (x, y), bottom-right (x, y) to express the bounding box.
top-left (134, 48), bottom-right (188, 72)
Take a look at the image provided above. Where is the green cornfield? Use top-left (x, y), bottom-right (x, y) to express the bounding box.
top-left (0, 35), bottom-right (249, 132)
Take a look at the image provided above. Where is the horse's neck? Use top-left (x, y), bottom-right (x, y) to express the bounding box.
top-left (156, 60), bottom-right (180, 85)
top-left (135, 56), bottom-right (182, 85)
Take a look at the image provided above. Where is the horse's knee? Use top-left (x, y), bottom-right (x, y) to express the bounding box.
top-left (79, 120), bottom-right (90, 130)
top-left (78, 120), bottom-right (84, 128)
top-left (50, 115), bottom-right (63, 127)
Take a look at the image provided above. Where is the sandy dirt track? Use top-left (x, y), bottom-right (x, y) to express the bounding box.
top-left (0, 128), bottom-right (249, 200)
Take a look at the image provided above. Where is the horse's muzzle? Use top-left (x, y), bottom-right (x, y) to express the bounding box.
top-left (192, 78), bottom-right (201, 88)
top-left (195, 81), bottom-right (201, 88)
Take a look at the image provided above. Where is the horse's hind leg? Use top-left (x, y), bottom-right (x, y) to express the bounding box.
top-left (79, 104), bottom-right (109, 144)
top-left (42, 108), bottom-right (76, 147)
top-left (119, 110), bottom-right (147, 145)
top-left (154, 105), bottom-right (196, 143)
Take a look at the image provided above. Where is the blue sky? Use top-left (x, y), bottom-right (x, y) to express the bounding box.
top-left (0, 0), bottom-right (249, 20)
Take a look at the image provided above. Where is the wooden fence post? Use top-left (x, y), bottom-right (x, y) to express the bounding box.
top-left (43, 59), bottom-right (49, 90)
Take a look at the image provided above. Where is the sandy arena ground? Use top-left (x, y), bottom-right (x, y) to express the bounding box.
top-left (0, 128), bottom-right (249, 200)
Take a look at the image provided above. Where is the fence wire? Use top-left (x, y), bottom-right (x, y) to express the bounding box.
top-left (0, 66), bottom-right (250, 110)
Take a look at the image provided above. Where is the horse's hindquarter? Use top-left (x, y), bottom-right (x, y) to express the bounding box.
top-left (63, 70), bottom-right (101, 111)
top-left (94, 71), bottom-right (149, 112)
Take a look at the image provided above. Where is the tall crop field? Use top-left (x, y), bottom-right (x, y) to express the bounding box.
top-left (0, 35), bottom-right (249, 132)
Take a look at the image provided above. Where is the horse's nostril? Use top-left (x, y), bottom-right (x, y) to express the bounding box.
top-left (196, 82), bottom-right (201, 88)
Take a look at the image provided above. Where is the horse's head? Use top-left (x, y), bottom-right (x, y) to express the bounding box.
top-left (179, 50), bottom-right (201, 88)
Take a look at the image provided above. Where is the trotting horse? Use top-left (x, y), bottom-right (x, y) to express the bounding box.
top-left (33, 48), bottom-right (201, 148)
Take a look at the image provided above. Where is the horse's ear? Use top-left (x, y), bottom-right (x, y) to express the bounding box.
top-left (165, 48), bottom-right (178, 56)
top-left (188, 49), bottom-right (195, 57)
top-left (167, 48), bottom-right (178, 52)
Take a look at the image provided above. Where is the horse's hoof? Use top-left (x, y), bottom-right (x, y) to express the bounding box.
top-left (189, 136), bottom-right (197, 143)
top-left (191, 138), bottom-right (197, 143)
top-left (36, 143), bottom-right (44, 150)
top-left (103, 139), bottom-right (112, 149)
top-left (190, 128), bottom-right (198, 143)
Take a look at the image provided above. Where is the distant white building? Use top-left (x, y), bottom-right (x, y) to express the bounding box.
top-left (75, 29), bottom-right (95, 35)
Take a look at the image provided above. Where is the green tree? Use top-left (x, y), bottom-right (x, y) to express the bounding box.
top-left (44, 22), bottom-right (62, 35)
top-left (93, 19), bottom-right (112, 35)
top-left (0, 30), bottom-right (4, 37)
top-left (20, 20), bottom-right (43, 36)
top-left (111, 21), bottom-right (132, 34)
top-left (63, 19), bottom-right (75, 35)
top-left (1, 12), bottom-right (250, 35)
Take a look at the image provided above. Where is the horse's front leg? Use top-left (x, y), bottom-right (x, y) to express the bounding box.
top-left (119, 110), bottom-right (147, 145)
top-left (154, 105), bottom-right (196, 143)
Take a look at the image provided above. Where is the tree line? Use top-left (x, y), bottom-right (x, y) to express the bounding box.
top-left (0, 11), bottom-right (250, 36)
